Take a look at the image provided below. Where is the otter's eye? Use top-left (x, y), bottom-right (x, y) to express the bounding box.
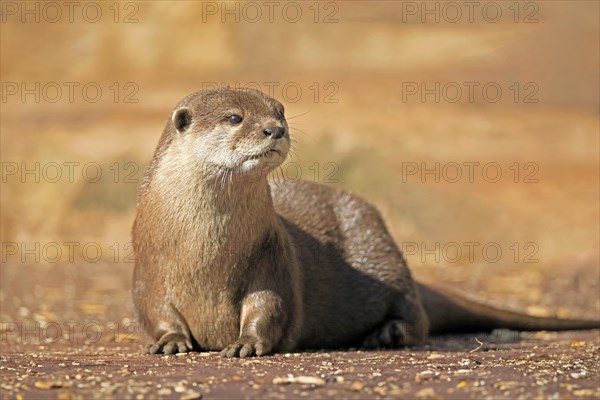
top-left (227, 114), bottom-right (243, 125)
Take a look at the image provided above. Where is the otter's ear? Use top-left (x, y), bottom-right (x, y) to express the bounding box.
top-left (172, 107), bottom-right (192, 133)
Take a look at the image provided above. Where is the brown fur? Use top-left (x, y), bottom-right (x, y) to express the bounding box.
top-left (132, 88), bottom-right (599, 357)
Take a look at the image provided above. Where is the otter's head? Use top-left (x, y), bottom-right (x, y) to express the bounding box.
top-left (166, 88), bottom-right (289, 178)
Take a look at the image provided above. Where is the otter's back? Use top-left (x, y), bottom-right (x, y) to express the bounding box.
top-left (271, 180), bottom-right (401, 348)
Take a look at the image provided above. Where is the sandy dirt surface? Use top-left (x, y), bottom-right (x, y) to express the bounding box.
top-left (2, 332), bottom-right (599, 399)
top-left (1, 263), bottom-right (599, 399)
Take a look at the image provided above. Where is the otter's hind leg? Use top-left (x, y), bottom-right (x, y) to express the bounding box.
top-left (363, 291), bottom-right (429, 349)
top-left (335, 199), bottom-right (430, 349)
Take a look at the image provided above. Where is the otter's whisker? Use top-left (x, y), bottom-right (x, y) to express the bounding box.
top-left (286, 110), bottom-right (311, 120)
top-left (289, 127), bottom-right (314, 141)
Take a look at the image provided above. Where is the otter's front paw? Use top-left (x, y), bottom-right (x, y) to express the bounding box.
top-left (147, 332), bottom-right (192, 355)
top-left (220, 336), bottom-right (272, 358)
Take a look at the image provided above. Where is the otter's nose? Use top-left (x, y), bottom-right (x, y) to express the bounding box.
top-left (263, 126), bottom-right (286, 139)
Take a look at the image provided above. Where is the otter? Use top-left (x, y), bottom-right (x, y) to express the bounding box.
top-left (132, 88), bottom-right (599, 357)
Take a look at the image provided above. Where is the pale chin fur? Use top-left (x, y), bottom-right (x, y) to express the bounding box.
top-left (239, 146), bottom-right (288, 173)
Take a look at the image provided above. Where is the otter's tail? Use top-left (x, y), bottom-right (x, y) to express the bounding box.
top-left (417, 283), bottom-right (600, 334)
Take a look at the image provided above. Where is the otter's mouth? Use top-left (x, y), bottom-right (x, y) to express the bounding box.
top-left (247, 148), bottom-right (283, 160)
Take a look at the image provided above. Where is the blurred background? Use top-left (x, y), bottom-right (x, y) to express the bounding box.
top-left (1, 1), bottom-right (598, 340)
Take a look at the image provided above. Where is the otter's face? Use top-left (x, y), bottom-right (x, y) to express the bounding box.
top-left (170, 89), bottom-right (290, 175)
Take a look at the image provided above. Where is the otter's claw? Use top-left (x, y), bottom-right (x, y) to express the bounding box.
top-left (147, 332), bottom-right (192, 354)
top-left (221, 337), bottom-right (271, 358)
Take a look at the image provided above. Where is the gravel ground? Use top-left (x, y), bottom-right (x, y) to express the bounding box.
top-left (1, 262), bottom-right (599, 399)
top-left (1, 331), bottom-right (599, 399)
